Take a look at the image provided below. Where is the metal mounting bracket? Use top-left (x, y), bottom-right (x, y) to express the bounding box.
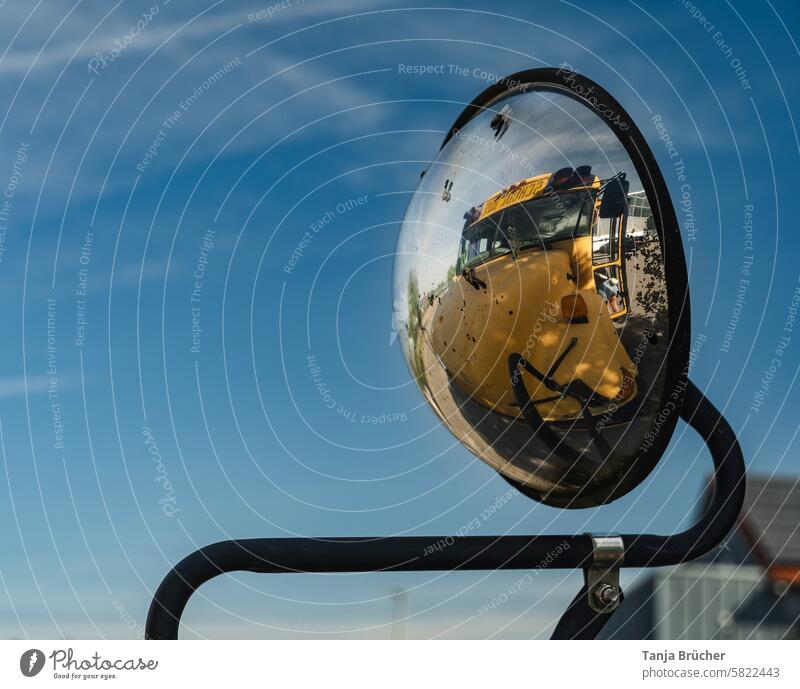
top-left (585, 533), bottom-right (624, 613)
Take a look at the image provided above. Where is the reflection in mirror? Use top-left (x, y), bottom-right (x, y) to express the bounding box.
top-left (394, 81), bottom-right (675, 508)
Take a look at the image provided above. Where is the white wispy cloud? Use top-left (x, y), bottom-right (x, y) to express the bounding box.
top-left (0, 0), bottom-right (400, 76)
top-left (0, 0), bottom-right (404, 204)
top-left (0, 374), bottom-right (64, 398)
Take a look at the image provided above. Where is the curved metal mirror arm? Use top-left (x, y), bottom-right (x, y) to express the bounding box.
top-left (145, 380), bottom-right (745, 640)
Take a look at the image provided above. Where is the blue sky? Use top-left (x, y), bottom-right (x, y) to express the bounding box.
top-left (0, 0), bottom-right (798, 639)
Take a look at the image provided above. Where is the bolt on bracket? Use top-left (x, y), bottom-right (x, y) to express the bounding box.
top-left (585, 533), bottom-right (624, 613)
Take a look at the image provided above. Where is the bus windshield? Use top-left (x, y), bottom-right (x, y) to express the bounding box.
top-left (458, 189), bottom-right (595, 270)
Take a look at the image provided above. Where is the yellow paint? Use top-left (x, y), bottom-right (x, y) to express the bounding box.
top-left (431, 250), bottom-right (637, 421)
top-left (432, 172), bottom-right (636, 421)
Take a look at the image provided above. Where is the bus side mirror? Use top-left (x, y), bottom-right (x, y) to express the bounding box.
top-left (599, 175), bottom-right (630, 218)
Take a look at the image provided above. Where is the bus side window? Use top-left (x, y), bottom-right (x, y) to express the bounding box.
top-left (593, 216), bottom-right (613, 262)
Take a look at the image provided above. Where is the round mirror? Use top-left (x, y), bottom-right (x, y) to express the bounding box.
top-left (393, 68), bottom-right (689, 508)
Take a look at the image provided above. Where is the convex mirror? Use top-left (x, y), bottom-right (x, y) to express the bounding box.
top-left (393, 68), bottom-right (689, 508)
